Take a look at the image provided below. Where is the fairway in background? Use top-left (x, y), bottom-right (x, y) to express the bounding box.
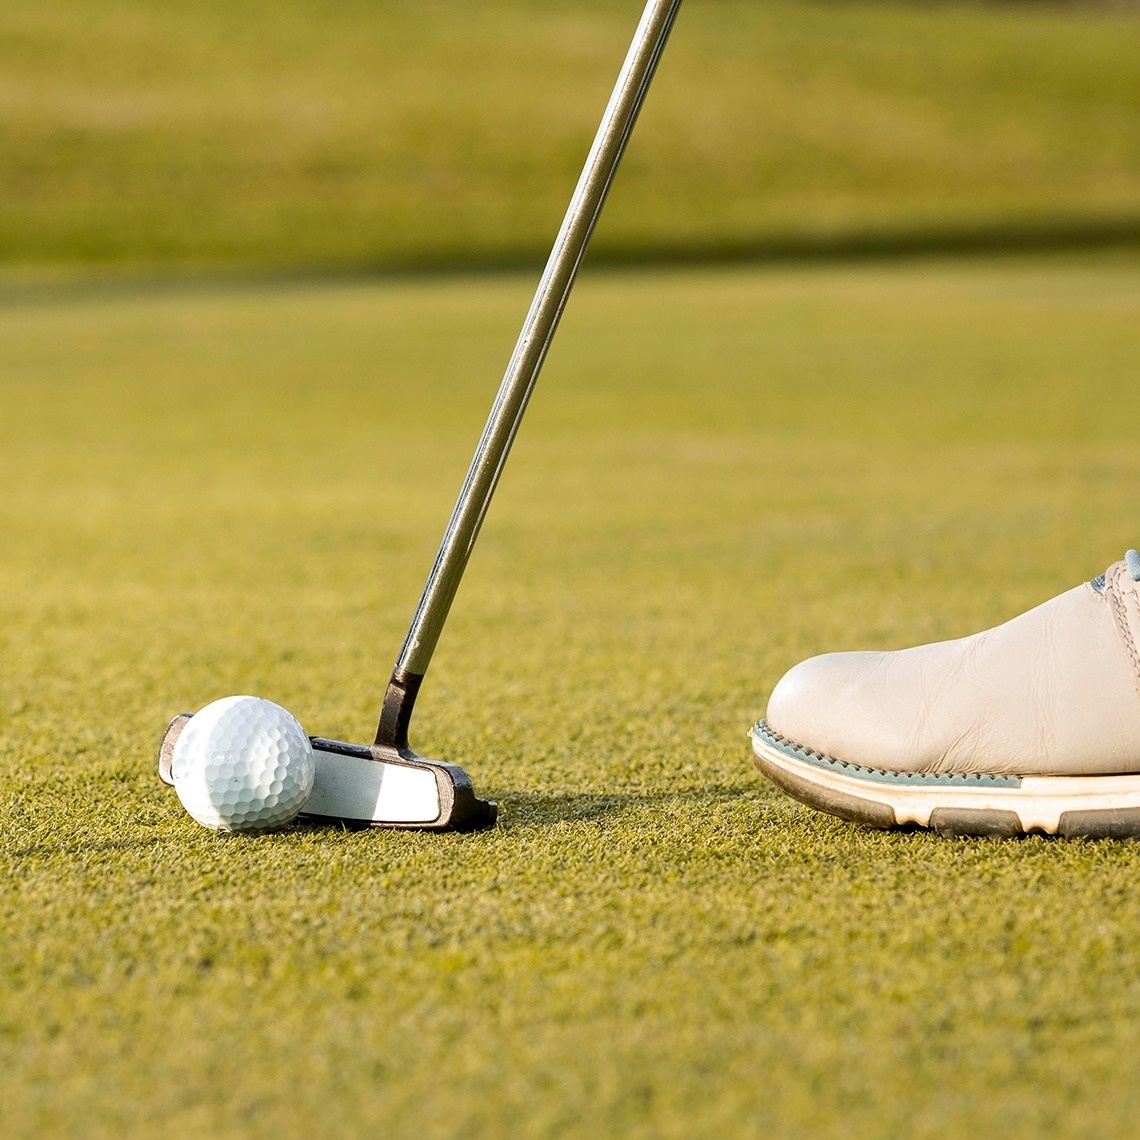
top-left (2, 253), bottom-right (1140, 1134)
top-left (1, 0), bottom-right (1139, 269)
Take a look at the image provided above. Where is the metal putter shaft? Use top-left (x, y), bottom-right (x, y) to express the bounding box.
top-left (158, 0), bottom-right (683, 830)
top-left (378, 0), bottom-right (683, 752)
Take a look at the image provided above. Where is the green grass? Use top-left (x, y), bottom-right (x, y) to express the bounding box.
top-left (2, 252), bottom-right (1140, 1135)
top-left (2, 0), bottom-right (1140, 270)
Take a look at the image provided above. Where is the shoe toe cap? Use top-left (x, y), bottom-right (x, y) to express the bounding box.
top-left (766, 651), bottom-right (895, 768)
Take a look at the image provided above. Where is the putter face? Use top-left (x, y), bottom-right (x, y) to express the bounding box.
top-left (158, 714), bottom-right (497, 831)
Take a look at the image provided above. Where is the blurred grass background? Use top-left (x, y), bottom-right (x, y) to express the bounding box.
top-left (4, 1), bottom-right (1140, 1136)
top-left (1, 0), bottom-right (1139, 271)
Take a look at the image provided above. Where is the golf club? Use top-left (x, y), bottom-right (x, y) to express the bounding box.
top-left (158, 0), bottom-right (684, 829)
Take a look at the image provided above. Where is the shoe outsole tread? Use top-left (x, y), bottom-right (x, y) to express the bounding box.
top-left (751, 720), bottom-right (1140, 839)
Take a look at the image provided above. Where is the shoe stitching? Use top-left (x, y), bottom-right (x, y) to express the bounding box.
top-left (1106, 563), bottom-right (1140, 696)
top-left (753, 720), bottom-right (1022, 788)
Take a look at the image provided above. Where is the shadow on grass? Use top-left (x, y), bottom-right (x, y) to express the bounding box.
top-left (492, 785), bottom-right (761, 828)
top-left (607, 213), bottom-right (1140, 270)
top-left (3, 213), bottom-right (1139, 308)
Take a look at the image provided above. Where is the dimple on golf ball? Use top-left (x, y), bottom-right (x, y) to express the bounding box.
top-left (172, 695), bottom-right (315, 833)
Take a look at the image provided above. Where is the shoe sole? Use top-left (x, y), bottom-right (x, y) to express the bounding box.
top-left (750, 719), bottom-right (1140, 839)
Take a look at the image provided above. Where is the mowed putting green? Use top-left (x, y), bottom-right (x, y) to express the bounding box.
top-left (3, 253), bottom-right (1140, 1135)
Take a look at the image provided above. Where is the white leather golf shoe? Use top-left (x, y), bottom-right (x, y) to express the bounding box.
top-left (751, 552), bottom-right (1140, 838)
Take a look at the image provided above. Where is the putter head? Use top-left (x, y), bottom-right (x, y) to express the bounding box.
top-left (158, 713), bottom-right (497, 831)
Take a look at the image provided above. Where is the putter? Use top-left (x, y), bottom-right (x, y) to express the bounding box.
top-left (158, 0), bottom-right (684, 830)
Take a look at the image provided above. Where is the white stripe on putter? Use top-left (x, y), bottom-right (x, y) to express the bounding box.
top-left (305, 750), bottom-right (440, 824)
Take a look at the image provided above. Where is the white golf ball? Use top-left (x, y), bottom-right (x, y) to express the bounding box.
top-left (172, 695), bottom-right (315, 833)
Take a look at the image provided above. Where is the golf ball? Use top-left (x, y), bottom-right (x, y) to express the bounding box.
top-left (172, 695), bottom-right (315, 833)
